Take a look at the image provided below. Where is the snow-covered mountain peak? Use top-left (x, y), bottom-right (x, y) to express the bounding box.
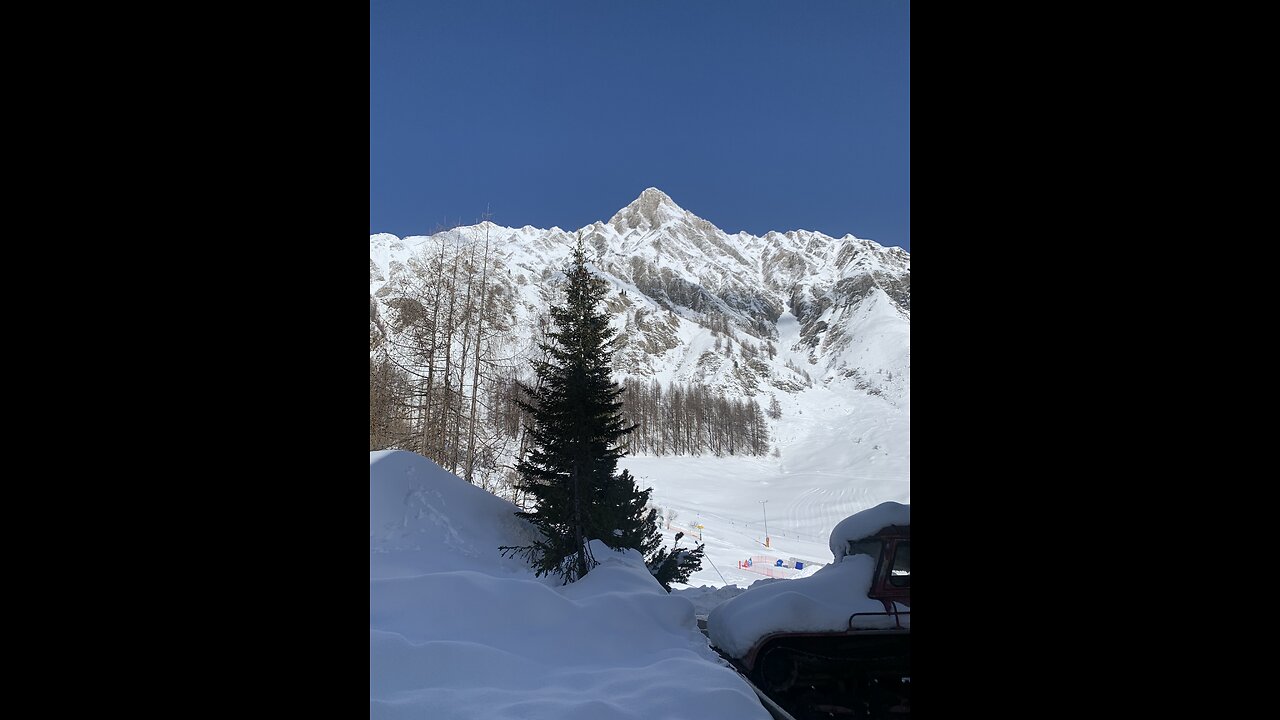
top-left (608, 187), bottom-right (691, 232)
top-left (372, 191), bottom-right (910, 407)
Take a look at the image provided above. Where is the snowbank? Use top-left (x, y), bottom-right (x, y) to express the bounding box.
top-left (370, 451), bottom-right (771, 720)
top-left (828, 501), bottom-right (910, 560)
top-left (370, 449), bottom-right (540, 578)
top-left (674, 582), bottom-right (766, 617)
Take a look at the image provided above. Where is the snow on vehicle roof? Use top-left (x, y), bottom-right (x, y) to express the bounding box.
top-left (828, 501), bottom-right (910, 560)
top-left (705, 503), bottom-right (910, 659)
top-left (705, 553), bottom-right (905, 658)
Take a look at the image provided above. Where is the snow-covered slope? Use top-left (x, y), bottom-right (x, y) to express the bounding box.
top-left (626, 380), bottom-right (909, 590)
top-left (370, 451), bottom-right (771, 720)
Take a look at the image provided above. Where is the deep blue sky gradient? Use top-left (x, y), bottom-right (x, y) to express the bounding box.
top-left (371, 0), bottom-right (910, 251)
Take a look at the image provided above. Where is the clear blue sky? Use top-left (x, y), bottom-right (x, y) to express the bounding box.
top-left (371, 0), bottom-right (910, 251)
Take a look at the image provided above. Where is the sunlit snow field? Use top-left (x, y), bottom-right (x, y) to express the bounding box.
top-left (631, 382), bottom-right (908, 590)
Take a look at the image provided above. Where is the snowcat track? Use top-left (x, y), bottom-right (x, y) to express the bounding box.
top-left (740, 634), bottom-right (910, 719)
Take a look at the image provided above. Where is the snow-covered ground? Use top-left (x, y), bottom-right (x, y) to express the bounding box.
top-left (370, 450), bottom-right (772, 720)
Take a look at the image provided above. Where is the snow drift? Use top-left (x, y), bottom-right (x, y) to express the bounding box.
top-left (370, 451), bottom-right (771, 720)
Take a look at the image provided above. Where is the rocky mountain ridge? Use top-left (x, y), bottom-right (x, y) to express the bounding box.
top-left (370, 188), bottom-right (909, 406)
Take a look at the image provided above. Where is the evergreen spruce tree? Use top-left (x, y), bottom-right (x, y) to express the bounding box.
top-left (767, 395), bottom-right (782, 419)
top-left (501, 239), bottom-right (703, 586)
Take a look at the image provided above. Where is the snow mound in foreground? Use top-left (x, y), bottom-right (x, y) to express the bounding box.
top-left (370, 449), bottom-right (540, 577)
top-left (370, 451), bottom-right (771, 720)
top-left (673, 583), bottom-right (755, 617)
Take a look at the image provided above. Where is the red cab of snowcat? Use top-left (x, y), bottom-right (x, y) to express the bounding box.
top-left (860, 523), bottom-right (910, 612)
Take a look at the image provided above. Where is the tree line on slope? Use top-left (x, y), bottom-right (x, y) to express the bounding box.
top-left (616, 378), bottom-right (772, 457)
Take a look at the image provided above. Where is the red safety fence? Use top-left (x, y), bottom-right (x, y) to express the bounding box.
top-left (737, 555), bottom-right (817, 578)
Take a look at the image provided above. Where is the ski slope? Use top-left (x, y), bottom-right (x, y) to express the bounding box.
top-left (629, 380), bottom-right (909, 591)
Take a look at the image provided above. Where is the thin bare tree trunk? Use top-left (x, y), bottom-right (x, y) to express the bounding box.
top-left (465, 222), bottom-right (492, 484)
top-left (439, 236), bottom-right (462, 469)
top-left (420, 236), bottom-right (447, 459)
top-left (452, 234), bottom-right (479, 474)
